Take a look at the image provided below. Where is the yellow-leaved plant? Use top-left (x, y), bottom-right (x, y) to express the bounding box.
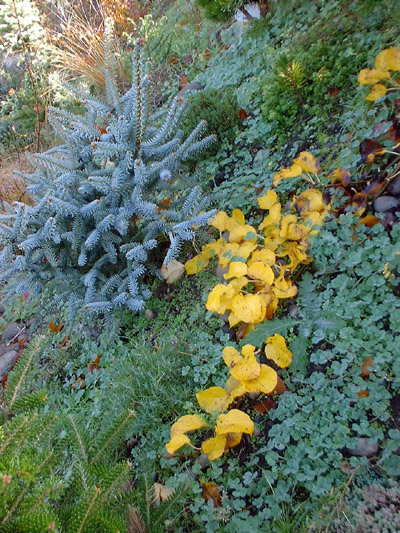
top-left (185, 186), bottom-right (327, 337)
top-left (358, 46), bottom-right (400, 101)
top-left (165, 336), bottom-right (292, 461)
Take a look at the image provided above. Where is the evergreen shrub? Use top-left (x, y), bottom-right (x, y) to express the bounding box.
top-left (0, 33), bottom-right (216, 320)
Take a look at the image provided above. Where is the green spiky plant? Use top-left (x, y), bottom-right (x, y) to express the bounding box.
top-left (0, 24), bottom-right (216, 322)
top-left (0, 336), bottom-right (138, 532)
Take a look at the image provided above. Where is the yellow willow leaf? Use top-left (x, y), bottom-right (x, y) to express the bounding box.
top-left (206, 284), bottom-right (235, 314)
top-left (231, 293), bottom-right (267, 324)
top-left (161, 260), bottom-right (185, 284)
top-left (170, 414), bottom-right (207, 438)
top-left (165, 434), bottom-right (191, 454)
top-left (225, 432), bottom-right (243, 449)
top-left (259, 203), bottom-right (282, 230)
top-left (215, 409), bottom-right (254, 436)
top-left (209, 211), bottom-right (230, 232)
top-left (224, 261), bottom-right (248, 280)
top-left (185, 254), bottom-right (209, 275)
top-left (366, 83), bottom-right (387, 101)
top-left (218, 243), bottom-right (240, 268)
top-left (264, 229), bottom-right (285, 251)
top-left (201, 434), bottom-right (227, 461)
top-left (232, 208), bottom-right (245, 225)
top-left (248, 248), bottom-right (276, 266)
top-left (375, 46), bottom-right (400, 72)
top-left (241, 364), bottom-right (278, 394)
top-left (196, 387), bottom-right (230, 413)
top-left (225, 376), bottom-right (246, 401)
top-left (202, 238), bottom-right (225, 259)
top-left (273, 277), bottom-right (298, 299)
top-left (265, 334), bottom-right (293, 368)
top-left (259, 292), bottom-right (279, 320)
top-left (229, 224), bottom-right (257, 244)
top-left (303, 211), bottom-right (326, 227)
top-left (358, 68), bottom-right (390, 85)
top-left (280, 214), bottom-right (298, 239)
top-left (247, 261), bottom-right (274, 285)
top-left (229, 344), bottom-right (261, 382)
top-left (223, 346), bottom-right (241, 368)
top-left (293, 152), bottom-right (321, 174)
top-left (225, 375), bottom-right (241, 393)
top-left (295, 188), bottom-right (326, 214)
top-left (286, 223), bottom-right (311, 241)
top-left (258, 190), bottom-right (278, 210)
top-left (272, 163), bottom-right (303, 187)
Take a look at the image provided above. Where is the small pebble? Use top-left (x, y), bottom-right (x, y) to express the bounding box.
top-left (373, 195), bottom-right (400, 213)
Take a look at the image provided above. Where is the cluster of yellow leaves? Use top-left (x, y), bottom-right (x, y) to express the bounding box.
top-left (272, 151), bottom-right (321, 188)
top-left (165, 336), bottom-right (293, 461)
top-left (185, 187), bottom-right (327, 333)
top-left (358, 47), bottom-right (400, 101)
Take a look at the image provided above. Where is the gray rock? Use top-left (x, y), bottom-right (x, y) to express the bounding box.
top-left (176, 81), bottom-right (204, 99)
top-left (3, 343), bottom-right (19, 353)
top-left (347, 438), bottom-right (379, 457)
top-left (215, 264), bottom-right (228, 281)
top-left (0, 303), bottom-right (4, 315)
top-left (254, 149), bottom-right (268, 165)
top-left (17, 333), bottom-right (28, 344)
top-left (288, 304), bottom-right (299, 318)
top-left (386, 175), bottom-right (400, 197)
top-left (0, 350), bottom-right (19, 380)
top-left (1, 321), bottom-right (20, 343)
top-left (145, 309), bottom-right (155, 320)
top-left (374, 195), bottom-right (400, 212)
top-left (0, 345), bottom-right (5, 356)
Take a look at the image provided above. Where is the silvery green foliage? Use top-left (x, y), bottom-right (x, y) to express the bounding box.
top-left (0, 37), bottom-right (215, 319)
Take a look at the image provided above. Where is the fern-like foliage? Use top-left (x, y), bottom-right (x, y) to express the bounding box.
top-left (244, 273), bottom-right (346, 375)
top-left (0, 336), bottom-right (137, 532)
top-left (0, 25), bottom-right (216, 320)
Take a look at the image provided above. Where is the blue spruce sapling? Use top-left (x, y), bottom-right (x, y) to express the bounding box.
top-left (0, 33), bottom-right (216, 320)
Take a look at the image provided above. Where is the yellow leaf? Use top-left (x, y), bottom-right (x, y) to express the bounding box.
top-left (374, 47), bottom-right (400, 72)
top-left (293, 152), bottom-right (321, 174)
top-left (201, 238), bottom-right (225, 259)
top-left (295, 189), bottom-right (326, 214)
top-left (358, 68), bottom-right (390, 85)
top-left (365, 83), bottom-right (387, 101)
top-left (185, 254), bottom-right (209, 275)
top-left (165, 434), bottom-right (191, 454)
top-left (161, 260), bottom-right (185, 284)
top-left (280, 214), bottom-right (298, 238)
top-left (265, 334), bottom-right (293, 368)
top-left (225, 376), bottom-right (246, 401)
top-left (223, 346), bottom-right (241, 368)
top-left (273, 164), bottom-right (303, 188)
top-left (229, 344), bottom-right (261, 382)
top-left (231, 293), bottom-right (267, 324)
top-left (170, 414), bottom-right (206, 438)
top-left (241, 364), bottom-right (278, 394)
top-left (259, 203), bottom-right (282, 230)
top-left (215, 409), bottom-right (254, 436)
top-left (227, 277), bottom-right (250, 290)
top-left (206, 284), bottom-right (235, 314)
top-left (236, 242), bottom-right (257, 260)
top-left (247, 262), bottom-right (274, 285)
top-left (196, 387), bottom-right (230, 413)
top-left (201, 434), bottom-right (227, 461)
top-left (229, 224), bottom-right (257, 243)
top-left (228, 312), bottom-right (242, 328)
top-left (218, 243), bottom-right (240, 268)
top-left (273, 277), bottom-right (298, 299)
top-left (286, 223), bottom-right (310, 241)
top-left (225, 432), bottom-right (243, 449)
top-left (153, 483), bottom-right (176, 505)
top-left (258, 190), bottom-right (278, 210)
top-left (231, 208), bottom-right (245, 225)
top-left (223, 261), bottom-right (248, 280)
top-left (248, 249), bottom-right (276, 266)
top-left (209, 211), bottom-right (229, 232)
